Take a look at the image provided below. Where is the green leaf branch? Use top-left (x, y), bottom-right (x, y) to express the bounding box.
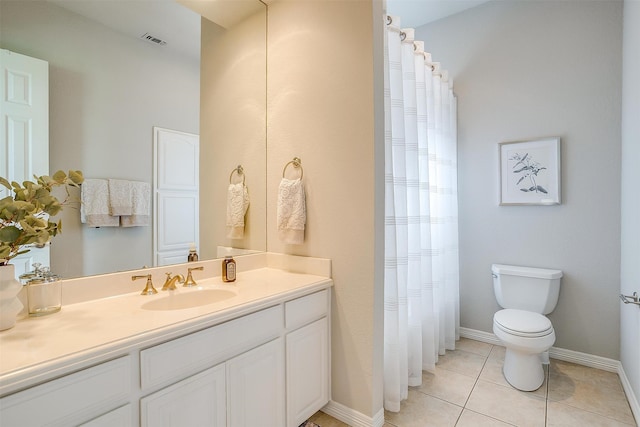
top-left (0, 170), bottom-right (84, 265)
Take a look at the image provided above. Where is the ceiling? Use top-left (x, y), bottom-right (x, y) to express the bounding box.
top-left (47, 0), bottom-right (263, 63)
top-left (386, 0), bottom-right (489, 28)
top-left (48, 0), bottom-right (483, 61)
top-left (48, 0), bottom-right (201, 61)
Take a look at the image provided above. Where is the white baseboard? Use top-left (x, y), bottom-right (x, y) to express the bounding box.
top-left (618, 364), bottom-right (640, 425)
top-left (459, 327), bottom-right (502, 346)
top-left (321, 400), bottom-right (385, 427)
top-left (459, 327), bottom-right (619, 372)
top-left (460, 326), bottom-right (639, 425)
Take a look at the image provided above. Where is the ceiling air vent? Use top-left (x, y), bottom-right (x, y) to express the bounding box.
top-left (140, 33), bottom-right (167, 46)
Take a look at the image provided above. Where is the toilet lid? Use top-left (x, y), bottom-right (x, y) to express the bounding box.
top-left (494, 309), bottom-right (553, 337)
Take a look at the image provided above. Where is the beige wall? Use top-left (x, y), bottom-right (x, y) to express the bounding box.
top-left (417, 0), bottom-right (623, 358)
top-left (267, 0), bottom-right (385, 418)
top-left (200, 11), bottom-right (267, 259)
top-left (0, 1), bottom-right (200, 278)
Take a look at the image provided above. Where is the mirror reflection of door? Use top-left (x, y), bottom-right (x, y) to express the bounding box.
top-left (0, 49), bottom-right (50, 277)
top-left (153, 127), bottom-right (199, 266)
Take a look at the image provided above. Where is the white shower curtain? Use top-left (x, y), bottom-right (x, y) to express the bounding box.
top-left (383, 16), bottom-right (460, 412)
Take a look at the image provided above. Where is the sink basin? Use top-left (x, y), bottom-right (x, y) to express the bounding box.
top-left (141, 289), bottom-right (237, 311)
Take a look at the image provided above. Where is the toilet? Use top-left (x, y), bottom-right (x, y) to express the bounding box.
top-left (492, 264), bottom-right (563, 391)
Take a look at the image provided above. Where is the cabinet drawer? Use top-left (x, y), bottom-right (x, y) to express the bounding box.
top-left (0, 356), bottom-right (131, 427)
top-left (285, 289), bottom-right (328, 330)
top-left (80, 404), bottom-right (132, 427)
top-left (141, 305), bottom-right (283, 390)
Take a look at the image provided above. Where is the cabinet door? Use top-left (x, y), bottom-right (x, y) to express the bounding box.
top-left (227, 338), bottom-right (285, 427)
top-left (286, 317), bottom-right (329, 427)
top-left (141, 363), bottom-right (226, 427)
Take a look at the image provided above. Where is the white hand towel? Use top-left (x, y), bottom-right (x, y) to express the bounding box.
top-left (277, 178), bottom-right (306, 244)
top-left (120, 181), bottom-right (151, 227)
top-left (108, 179), bottom-right (132, 216)
top-left (81, 179), bottom-right (119, 227)
top-left (226, 183), bottom-right (250, 239)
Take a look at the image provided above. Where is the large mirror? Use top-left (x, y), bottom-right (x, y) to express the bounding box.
top-left (0, 0), bottom-right (267, 279)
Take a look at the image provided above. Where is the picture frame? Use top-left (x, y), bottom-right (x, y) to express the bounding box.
top-left (499, 137), bottom-right (561, 206)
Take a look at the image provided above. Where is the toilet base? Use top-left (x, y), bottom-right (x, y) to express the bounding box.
top-left (503, 348), bottom-right (545, 391)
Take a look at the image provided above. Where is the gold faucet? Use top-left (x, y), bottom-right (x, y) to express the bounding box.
top-left (162, 273), bottom-right (185, 291)
top-left (184, 266), bottom-right (204, 287)
top-left (132, 274), bottom-right (157, 295)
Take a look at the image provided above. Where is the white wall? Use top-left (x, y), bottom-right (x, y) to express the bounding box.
top-left (267, 0), bottom-right (385, 419)
top-left (0, 1), bottom-right (200, 278)
top-left (620, 0), bottom-right (640, 407)
top-left (416, 0), bottom-right (623, 358)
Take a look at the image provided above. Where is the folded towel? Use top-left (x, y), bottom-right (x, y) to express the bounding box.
top-left (120, 181), bottom-right (151, 227)
top-left (226, 183), bottom-right (250, 239)
top-left (81, 179), bottom-right (119, 227)
top-left (108, 179), bottom-right (132, 216)
top-left (277, 178), bottom-right (306, 244)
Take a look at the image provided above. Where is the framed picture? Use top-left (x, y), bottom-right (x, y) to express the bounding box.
top-left (499, 137), bottom-right (561, 205)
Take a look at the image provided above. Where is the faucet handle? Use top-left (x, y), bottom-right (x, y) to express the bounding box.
top-left (162, 272), bottom-right (173, 291)
top-left (184, 266), bottom-right (204, 287)
top-left (132, 274), bottom-right (157, 295)
top-left (162, 272), bottom-right (185, 291)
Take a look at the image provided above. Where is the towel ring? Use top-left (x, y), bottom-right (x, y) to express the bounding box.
top-left (229, 165), bottom-right (245, 185)
top-left (282, 157), bottom-right (303, 179)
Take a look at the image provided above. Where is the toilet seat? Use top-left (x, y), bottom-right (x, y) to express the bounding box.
top-left (494, 309), bottom-right (553, 338)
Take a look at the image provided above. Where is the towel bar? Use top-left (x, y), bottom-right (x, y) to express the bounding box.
top-left (282, 157), bottom-right (303, 179)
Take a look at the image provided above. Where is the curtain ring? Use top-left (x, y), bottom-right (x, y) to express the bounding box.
top-left (386, 15), bottom-right (392, 25)
top-left (400, 31), bottom-right (406, 41)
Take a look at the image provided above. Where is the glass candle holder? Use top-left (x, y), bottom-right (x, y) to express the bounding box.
top-left (27, 277), bottom-right (61, 316)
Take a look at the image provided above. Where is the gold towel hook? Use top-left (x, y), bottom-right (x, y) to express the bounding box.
top-left (229, 165), bottom-right (245, 185)
top-left (282, 157), bottom-right (303, 179)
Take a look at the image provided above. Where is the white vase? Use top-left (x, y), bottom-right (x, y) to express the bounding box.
top-left (0, 264), bottom-right (23, 331)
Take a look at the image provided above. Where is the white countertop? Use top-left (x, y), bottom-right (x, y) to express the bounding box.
top-left (0, 254), bottom-right (332, 396)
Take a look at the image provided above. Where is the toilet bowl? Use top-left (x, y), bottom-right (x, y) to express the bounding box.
top-left (491, 264), bottom-right (562, 392)
top-left (493, 308), bottom-right (555, 391)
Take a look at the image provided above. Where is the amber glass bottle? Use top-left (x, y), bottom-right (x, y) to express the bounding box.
top-left (222, 256), bottom-right (236, 282)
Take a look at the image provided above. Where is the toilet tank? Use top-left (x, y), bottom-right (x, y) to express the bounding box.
top-left (492, 264), bottom-right (563, 314)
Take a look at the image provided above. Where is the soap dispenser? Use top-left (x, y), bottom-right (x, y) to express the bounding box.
top-left (187, 244), bottom-right (198, 262)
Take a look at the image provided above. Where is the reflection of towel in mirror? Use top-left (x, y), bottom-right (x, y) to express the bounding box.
top-left (226, 183), bottom-right (250, 239)
top-left (108, 179), bottom-right (132, 216)
top-left (120, 181), bottom-right (151, 227)
top-left (277, 178), bottom-right (306, 245)
top-left (81, 179), bottom-right (119, 227)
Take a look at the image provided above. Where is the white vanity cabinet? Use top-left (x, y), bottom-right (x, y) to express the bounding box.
top-left (140, 338), bottom-right (285, 427)
top-left (139, 305), bottom-right (285, 427)
top-left (285, 289), bottom-right (330, 427)
top-left (0, 283), bottom-right (331, 427)
top-left (141, 364), bottom-right (227, 427)
top-left (0, 356), bottom-right (132, 427)
top-left (227, 337), bottom-right (285, 426)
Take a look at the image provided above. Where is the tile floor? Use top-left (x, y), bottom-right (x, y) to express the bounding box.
top-left (311, 338), bottom-right (637, 427)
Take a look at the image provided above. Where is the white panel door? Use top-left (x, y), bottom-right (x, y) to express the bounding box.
top-left (227, 338), bottom-right (285, 427)
top-left (153, 127), bottom-right (199, 266)
top-left (0, 49), bottom-right (49, 276)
